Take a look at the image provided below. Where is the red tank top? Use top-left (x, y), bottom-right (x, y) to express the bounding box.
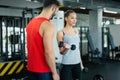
top-left (26, 17), bottom-right (51, 73)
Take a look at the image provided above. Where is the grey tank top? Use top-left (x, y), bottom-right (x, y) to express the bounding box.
top-left (62, 30), bottom-right (81, 65)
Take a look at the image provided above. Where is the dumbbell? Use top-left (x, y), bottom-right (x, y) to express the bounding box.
top-left (58, 41), bottom-right (76, 50)
top-left (83, 67), bottom-right (88, 72)
top-left (93, 74), bottom-right (104, 80)
top-left (71, 44), bottom-right (76, 50)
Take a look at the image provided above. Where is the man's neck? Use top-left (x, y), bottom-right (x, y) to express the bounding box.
top-left (37, 9), bottom-right (51, 19)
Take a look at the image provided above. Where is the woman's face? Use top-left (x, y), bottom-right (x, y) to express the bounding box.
top-left (65, 12), bottom-right (77, 26)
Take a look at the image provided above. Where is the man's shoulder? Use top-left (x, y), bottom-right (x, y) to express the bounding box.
top-left (42, 20), bottom-right (53, 27)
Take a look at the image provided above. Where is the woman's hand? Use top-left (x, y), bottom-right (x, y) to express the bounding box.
top-left (64, 43), bottom-right (71, 49)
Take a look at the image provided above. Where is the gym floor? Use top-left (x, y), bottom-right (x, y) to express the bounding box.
top-left (82, 59), bottom-right (120, 80)
top-left (1, 59), bottom-right (120, 80)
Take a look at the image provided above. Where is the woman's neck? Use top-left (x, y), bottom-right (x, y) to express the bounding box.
top-left (64, 26), bottom-right (75, 34)
top-left (64, 25), bottom-right (73, 30)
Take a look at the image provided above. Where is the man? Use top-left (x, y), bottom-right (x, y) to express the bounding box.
top-left (26, 0), bottom-right (60, 80)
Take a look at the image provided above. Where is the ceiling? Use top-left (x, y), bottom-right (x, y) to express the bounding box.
top-left (0, 0), bottom-right (42, 9)
top-left (61, 0), bottom-right (120, 9)
top-left (0, 0), bottom-right (120, 10)
top-left (60, 0), bottom-right (120, 18)
top-left (0, 0), bottom-right (120, 18)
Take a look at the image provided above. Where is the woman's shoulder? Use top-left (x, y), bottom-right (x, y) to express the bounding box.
top-left (57, 29), bottom-right (64, 33)
top-left (74, 28), bottom-right (79, 34)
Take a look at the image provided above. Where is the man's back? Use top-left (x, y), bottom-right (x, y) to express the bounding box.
top-left (26, 0), bottom-right (60, 80)
top-left (26, 17), bottom-right (51, 73)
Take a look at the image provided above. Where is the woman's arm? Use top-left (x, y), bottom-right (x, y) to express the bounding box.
top-left (57, 30), bottom-right (70, 55)
top-left (75, 29), bottom-right (84, 70)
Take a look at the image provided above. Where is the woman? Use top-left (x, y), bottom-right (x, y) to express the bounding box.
top-left (57, 10), bottom-right (84, 80)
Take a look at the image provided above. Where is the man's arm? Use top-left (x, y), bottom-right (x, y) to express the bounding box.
top-left (39, 21), bottom-right (59, 80)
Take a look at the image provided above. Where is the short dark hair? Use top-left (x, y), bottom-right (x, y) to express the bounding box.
top-left (64, 10), bottom-right (76, 18)
top-left (43, 0), bottom-right (60, 8)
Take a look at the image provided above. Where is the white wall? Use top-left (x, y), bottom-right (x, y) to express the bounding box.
top-left (109, 24), bottom-right (120, 47)
top-left (0, 8), bottom-right (23, 17)
top-left (51, 11), bottom-right (64, 63)
top-left (76, 14), bottom-right (89, 27)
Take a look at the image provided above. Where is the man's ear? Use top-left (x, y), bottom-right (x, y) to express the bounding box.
top-left (51, 5), bottom-right (57, 11)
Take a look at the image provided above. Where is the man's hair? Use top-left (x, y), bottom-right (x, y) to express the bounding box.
top-left (43, 0), bottom-right (60, 8)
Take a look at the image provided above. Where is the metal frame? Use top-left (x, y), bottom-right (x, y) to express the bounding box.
top-left (79, 26), bottom-right (89, 58)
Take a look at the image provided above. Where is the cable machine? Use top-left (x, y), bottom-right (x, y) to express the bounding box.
top-left (0, 7), bottom-right (39, 79)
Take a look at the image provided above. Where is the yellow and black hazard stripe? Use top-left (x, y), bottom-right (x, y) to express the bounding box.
top-left (0, 61), bottom-right (26, 76)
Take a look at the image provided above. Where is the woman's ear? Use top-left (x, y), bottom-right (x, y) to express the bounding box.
top-left (65, 17), bottom-right (67, 21)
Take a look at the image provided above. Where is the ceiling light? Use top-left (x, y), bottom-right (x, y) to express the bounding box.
top-left (104, 8), bottom-right (117, 14)
top-left (26, 0), bottom-right (39, 3)
top-left (26, 0), bottom-right (31, 2)
top-left (32, 0), bottom-right (39, 3)
top-left (104, 10), bottom-right (117, 14)
top-left (80, 7), bottom-right (86, 9)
